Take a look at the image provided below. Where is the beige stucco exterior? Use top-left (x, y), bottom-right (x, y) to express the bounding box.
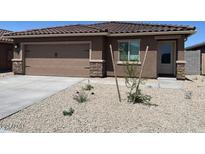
top-left (12, 34), bottom-right (186, 79)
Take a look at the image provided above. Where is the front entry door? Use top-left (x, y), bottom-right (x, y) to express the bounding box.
top-left (158, 41), bottom-right (175, 76)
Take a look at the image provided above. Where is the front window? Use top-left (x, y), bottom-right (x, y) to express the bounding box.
top-left (119, 40), bottom-right (140, 62)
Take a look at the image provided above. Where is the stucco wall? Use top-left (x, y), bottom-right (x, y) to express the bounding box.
top-left (177, 36), bottom-right (185, 61)
top-left (12, 35), bottom-right (186, 78)
top-left (105, 36), bottom-right (158, 78)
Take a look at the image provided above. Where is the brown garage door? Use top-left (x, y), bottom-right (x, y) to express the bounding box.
top-left (25, 43), bottom-right (90, 77)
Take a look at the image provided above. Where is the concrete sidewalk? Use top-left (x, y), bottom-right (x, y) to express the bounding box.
top-left (146, 77), bottom-right (183, 89)
top-left (85, 77), bottom-right (182, 89)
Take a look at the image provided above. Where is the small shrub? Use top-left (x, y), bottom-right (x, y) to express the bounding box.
top-left (123, 62), bottom-right (152, 105)
top-left (83, 84), bottom-right (94, 91)
top-left (127, 89), bottom-right (152, 104)
top-left (63, 107), bottom-right (75, 116)
top-left (83, 80), bottom-right (94, 91)
top-left (73, 90), bottom-right (88, 103)
top-left (184, 91), bottom-right (192, 99)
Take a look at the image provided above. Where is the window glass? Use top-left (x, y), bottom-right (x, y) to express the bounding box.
top-left (118, 40), bottom-right (140, 62)
top-left (130, 41), bottom-right (140, 61)
top-left (160, 43), bottom-right (172, 64)
top-left (119, 42), bottom-right (128, 61)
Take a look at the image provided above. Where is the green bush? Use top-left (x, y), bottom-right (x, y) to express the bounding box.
top-left (123, 62), bottom-right (152, 105)
top-left (184, 91), bottom-right (192, 99)
top-left (83, 84), bottom-right (94, 91)
top-left (63, 107), bottom-right (75, 116)
top-left (73, 90), bottom-right (88, 103)
top-left (127, 89), bottom-right (152, 104)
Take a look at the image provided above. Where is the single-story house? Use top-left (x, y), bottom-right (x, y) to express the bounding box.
top-left (186, 42), bottom-right (205, 75)
top-left (4, 22), bottom-right (196, 79)
top-left (0, 29), bottom-right (13, 72)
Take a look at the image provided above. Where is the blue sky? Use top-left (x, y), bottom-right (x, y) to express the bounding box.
top-left (0, 21), bottom-right (204, 47)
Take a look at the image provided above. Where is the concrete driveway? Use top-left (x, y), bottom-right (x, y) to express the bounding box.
top-left (0, 75), bottom-right (84, 120)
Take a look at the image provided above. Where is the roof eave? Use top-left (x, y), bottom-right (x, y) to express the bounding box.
top-left (186, 42), bottom-right (205, 50)
top-left (4, 32), bottom-right (109, 39)
top-left (108, 30), bottom-right (196, 36)
top-left (4, 30), bottom-right (196, 39)
top-left (0, 39), bottom-right (14, 44)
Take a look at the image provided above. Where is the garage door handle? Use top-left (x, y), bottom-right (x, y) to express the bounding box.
top-left (84, 66), bottom-right (90, 69)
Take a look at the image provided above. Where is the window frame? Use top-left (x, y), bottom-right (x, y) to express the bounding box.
top-left (117, 39), bottom-right (141, 64)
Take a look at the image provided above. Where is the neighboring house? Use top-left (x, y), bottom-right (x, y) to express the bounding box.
top-left (186, 42), bottom-right (205, 75)
top-left (0, 29), bottom-right (13, 72)
top-left (4, 22), bottom-right (196, 79)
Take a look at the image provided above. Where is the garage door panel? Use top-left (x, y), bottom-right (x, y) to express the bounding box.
top-left (26, 58), bottom-right (89, 66)
top-left (26, 67), bottom-right (89, 77)
top-left (25, 44), bottom-right (89, 59)
top-left (25, 43), bottom-right (90, 77)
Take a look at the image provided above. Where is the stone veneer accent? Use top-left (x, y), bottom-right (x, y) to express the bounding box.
top-left (90, 60), bottom-right (106, 77)
top-left (12, 59), bottom-right (24, 74)
top-left (176, 61), bottom-right (186, 80)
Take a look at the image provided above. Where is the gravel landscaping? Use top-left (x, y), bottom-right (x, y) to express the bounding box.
top-left (0, 76), bottom-right (205, 133)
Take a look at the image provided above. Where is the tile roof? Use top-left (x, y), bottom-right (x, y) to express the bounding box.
top-left (5, 25), bottom-right (106, 37)
top-left (186, 41), bottom-right (205, 50)
top-left (0, 29), bottom-right (13, 43)
top-left (4, 21), bottom-right (196, 37)
top-left (89, 21), bottom-right (196, 33)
